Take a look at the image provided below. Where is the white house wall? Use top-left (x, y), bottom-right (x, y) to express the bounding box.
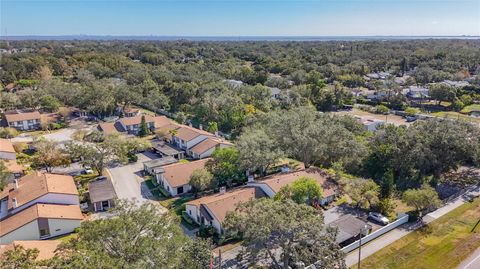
top-left (185, 135), bottom-right (209, 150)
top-left (0, 152), bottom-right (16, 160)
top-left (10, 194), bottom-right (79, 215)
top-left (0, 220), bottom-right (39, 244)
top-left (47, 219), bottom-right (81, 238)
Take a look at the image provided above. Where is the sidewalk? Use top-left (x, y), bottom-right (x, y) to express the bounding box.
top-left (457, 247), bottom-right (480, 269)
top-left (346, 187), bottom-right (480, 267)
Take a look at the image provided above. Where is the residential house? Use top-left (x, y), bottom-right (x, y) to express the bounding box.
top-left (123, 107), bottom-right (141, 118)
top-left (0, 172), bottom-right (82, 244)
top-left (188, 137), bottom-right (233, 159)
top-left (155, 159), bottom-right (210, 196)
top-left (3, 160), bottom-right (26, 180)
top-left (171, 125), bottom-right (214, 151)
top-left (247, 168), bottom-right (338, 206)
top-left (0, 139), bottom-right (16, 160)
top-left (355, 116), bottom-right (385, 132)
top-left (185, 187), bottom-right (266, 234)
top-left (151, 140), bottom-right (185, 159)
top-left (0, 204), bottom-right (83, 244)
top-left (3, 110), bottom-right (41, 131)
top-left (0, 240), bottom-right (61, 261)
top-left (97, 122), bottom-right (121, 135)
top-left (118, 115), bottom-right (171, 135)
top-left (0, 172), bottom-right (80, 219)
top-left (143, 156), bottom-right (178, 175)
top-left (88, 177), bottom-right (117, 212)
top-left (403, 86), bottom-right (429, 100)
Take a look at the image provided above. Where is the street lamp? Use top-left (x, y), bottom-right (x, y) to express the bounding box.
top-left (357, 224), bottom-right (369, 269)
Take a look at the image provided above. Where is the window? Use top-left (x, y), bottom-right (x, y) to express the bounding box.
top-left (39, 228), bottom-right (50, 237)
top-left (177, 186), bottom-right (184, 194)
top-left (102, 200), bottom-right (110, 210)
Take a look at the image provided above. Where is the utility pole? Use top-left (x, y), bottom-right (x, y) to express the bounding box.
top-left (357, 224), bottom-right (368, 269)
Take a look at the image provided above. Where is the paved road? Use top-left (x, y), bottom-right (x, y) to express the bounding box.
top-left (107, 153), bottom-right (166, 213)
top-left (457, 247), bottom-right (480, 269)
top-left (346, 186), bottom-right (480, 267)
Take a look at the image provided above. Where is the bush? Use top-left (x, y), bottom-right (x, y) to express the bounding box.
top-left (182, 211), bottom-right (194, 225)
top-left (405, 107), bottom-right (420, 116)
top-left (0, 127), bottom-right (19, 138)
top-left (375, 105), bottom-right (389, 114)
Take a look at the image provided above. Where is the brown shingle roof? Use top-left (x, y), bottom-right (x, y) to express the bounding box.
top-left (98, 122), bottom-right (120, 135)
top-left (119, 115), bottom-right (170, 128)
top-left (3, 160), bottom-right (25, 174)
top-left (0, 139), bottom-right (15, 153)
top-left (4, 111), bottom-right (41, 123)
top-left (0, 204), bottom-right (83, 236)
top-left (253, 168), bottom-right (338, 197)
top-left (0, 240), bottom-right (61, 261)
top-left (160, 159), bottom-right (210, 188)
top-left (174, 126), bottom-right (213, 142)
top-left (190, 138), bottom-right (232, 155)
top-left (88, 178), bottom-right (117, 203)
top-left (186, 187), bottom-right (265, 223)
top-left (0, 172), bottom-right (78, 212)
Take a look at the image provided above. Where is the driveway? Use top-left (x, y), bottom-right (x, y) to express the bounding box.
top-left (107, 152), bottom-right (166, 212)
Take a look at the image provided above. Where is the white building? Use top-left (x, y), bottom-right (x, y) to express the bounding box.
top-left (3, 110), bottom-right (41, 131)
top-left (156, 159), bottom-right (210, 196)
top-left (188, 137), bottom-right (233, 159)
top-left (0, 139), bottom-right (16, 160)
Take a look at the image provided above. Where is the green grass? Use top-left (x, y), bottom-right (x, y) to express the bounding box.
top-left (461, 104), bottom-right (480, 114)
top-left (352, 198), bottom-right (480, 269)
top-left (430, 111), bottom-right (480, 124)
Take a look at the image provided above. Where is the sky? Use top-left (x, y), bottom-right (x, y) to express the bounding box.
top-left (1, 0), bottom-right (479, 36)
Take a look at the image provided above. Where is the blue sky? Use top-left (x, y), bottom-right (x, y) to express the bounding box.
top-left (1, 0), bottom-right (479, 36)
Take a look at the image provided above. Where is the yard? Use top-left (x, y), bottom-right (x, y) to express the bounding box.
top-left (430, 111), bottom-right (480, 124)
top-left (352, 198), bottom-right (480, 269)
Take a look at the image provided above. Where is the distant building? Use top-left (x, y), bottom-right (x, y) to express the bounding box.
top-left (123, 107), bottom-right (141, 118)
top-left (188, 137), bottom-right (233, 159)
top-left (3, 110), bottom-right (41, 131)
top-left (117, 115), bottom-right (170, 135)
top-left (0, 139), bottom-right (16, 160)
top-left (355, 116), bottom-right (385, 132)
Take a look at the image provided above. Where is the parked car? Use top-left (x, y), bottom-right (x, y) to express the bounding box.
top-left (368, 212), bottom-right (390, 225)
top-left (406, 116), bottom-right (417, 122)
top-left (83, 166), bottom-right (94, 174)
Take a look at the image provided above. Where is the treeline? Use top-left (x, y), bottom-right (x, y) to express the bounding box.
top-left (1, 40), bottom-right (480, 134)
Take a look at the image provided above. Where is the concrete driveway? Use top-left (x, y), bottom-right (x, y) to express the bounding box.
top-left (107, 152), bottom-right (166, 211)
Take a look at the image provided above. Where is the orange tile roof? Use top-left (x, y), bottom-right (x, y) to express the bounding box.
top-left (3, 160), bottom-right (25, 174)
top-left (0, 172), bottom-right (78, 212)
top-left (253, 168), bottom-right (338, 197)
top-left (0, 139), bottom-right (15, 153)
top-left (160, 159), bottom-right (210, 188)
top-left (186, 187), bottom-right (264, 223)
top-left (174, 126), bottom-right (213, 142)
top-left (98, 122), bottom-right (119, 135)
top-left (155, 123), bottom-right (182, 140)
top-left (4, 111), bottom-right (41, 123)
top-left (190, 138), bottom-right (232, 155)
top-left (0, 240), bottom-right (61, 261)
top-left (0, 204), bottom-right (83, 236)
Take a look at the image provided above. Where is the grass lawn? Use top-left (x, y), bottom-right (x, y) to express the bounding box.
top-left (352, 198), bottom-right (480, 269)
top-left (461, 104), bottom-right (480, 114)
top-left (431, 111), bottom-right (480, 124)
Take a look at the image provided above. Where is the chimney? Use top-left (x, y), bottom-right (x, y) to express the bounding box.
top-left (247, 175), bottom-right (254, 183)
top-left (188, 122), bottom-right (193, 127)
top-left (14, 178), bottom-right (19, 189)
top-left (214, 131), bottom-right (219, 137)
top-left (219, 186), bottom-right (226, 194)
top-left (199, 124), bottom-right (203, 130)
top-left (281, 165), bottom-right (290, 173)
top-left (12, 197), bottom-right (17, 209)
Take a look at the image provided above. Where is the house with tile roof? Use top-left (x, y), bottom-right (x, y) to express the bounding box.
top-left (3, 110), bottom-right (41, 131)
top-left (0, 240), bottom-right (62, 261)
top-left (0, 203), bottom-right (83, 244)
top-left (0, 172), bottom-right (82, 243)
top-left (188, 137), bottom-right (233, 159)
top-left (247, 168), bottom-right (339, 206)
top-left (185, 187), bottom-right (266, 234)
top-left (155, 158), bottom-right (210, 196)
top-left (170, 125), bottom-right (214, 151)
top-left (0, 139), bottom-right (16, 160)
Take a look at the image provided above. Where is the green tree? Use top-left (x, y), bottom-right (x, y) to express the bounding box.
top-left (429, 83), bottom-right (456, 106)
top-left (404, 107), bottom-right (419, 117)
top-left (138, 115), bottom-right (149, 137)
top-left (236, 127), bottom-right (283, 175)
top-left (0, 245), bottom-right (39, 269)
top-left (274, 176), bottom-right (322, 205)
top-left (0, 127), bottom-right (19, 139)
top-left (0, 160), bottom-right (11, 192)
top-left (224, 199), bottom-right (345, 269)
top-left (380, 170), bottom-right (395, 199)
top-left (189, 169), bottom-right (214, 196)
top-left (345, 178), bottom-right (380, 209)
top-left (402, 184), bottom-right (441, 218)
top-left (375, 104), bottom-right (389, 114)
top-left (206, 147), bottom-right (243, 186)
top-left (53, 200), bottom-right (211, 269)
top-left (31, 139), bottom-right (71, 172)
top-left (206, 122), bottom-right (218, 133)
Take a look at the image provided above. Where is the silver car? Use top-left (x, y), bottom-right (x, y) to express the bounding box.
top-left (368, 212), bottom-right (389, 225)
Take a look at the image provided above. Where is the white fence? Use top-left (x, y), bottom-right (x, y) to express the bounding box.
top-left (341, 213), bottom-right (409, 253)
